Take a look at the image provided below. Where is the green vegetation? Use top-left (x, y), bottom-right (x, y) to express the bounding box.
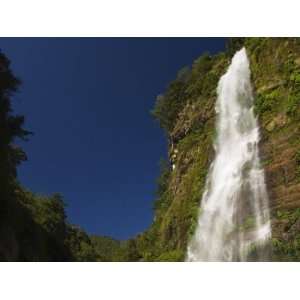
top-left (66, 225), bottom-right (98, 261)
top-left (137, 47), bottom-right (227, 261)
top-left (153, 159), bottom-right (172, 211)
top-left (272, 209), bottom-right (300, 261)
top-left (1, 38), bottom-right (300, 261)
top-left (286, 58), bottom-right (300, 117)
top-left (151, 52), bottom-right (227, 135)
top-left (296, 151), bottom-right (300, 180)
top-left (144, 37), bottom-right (300, 262)
top-left (254, 89), bottom-right (281, 115)
top-left (0, 50), bottom-right (129, 262)
top-left (151, 66), bottom-right (191, 132)
top-left (156, 250), bottom-right (184, 262)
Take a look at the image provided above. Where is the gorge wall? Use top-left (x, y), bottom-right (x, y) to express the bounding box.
top-left (136, 38), bottom-right (300, 261)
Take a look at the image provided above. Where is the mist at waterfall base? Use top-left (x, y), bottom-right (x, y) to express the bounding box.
top-left (187, 48), bottom-right (271, 262)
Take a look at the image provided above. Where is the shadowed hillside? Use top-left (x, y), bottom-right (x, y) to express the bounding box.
top-left (0, 50), bottom-right (128, 261)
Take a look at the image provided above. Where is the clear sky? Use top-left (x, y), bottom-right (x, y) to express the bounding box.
top-left (0, 38), bottom-right (226, 240)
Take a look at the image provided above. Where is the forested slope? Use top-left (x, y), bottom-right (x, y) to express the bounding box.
top-left (0, 51), bottom-right (130, 261)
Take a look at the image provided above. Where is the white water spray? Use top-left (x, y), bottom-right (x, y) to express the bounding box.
top-left (187, 48), bottom-right (271, 261)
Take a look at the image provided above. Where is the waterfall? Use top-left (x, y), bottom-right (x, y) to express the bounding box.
top-left (186, 48), bottom-right (271, 261)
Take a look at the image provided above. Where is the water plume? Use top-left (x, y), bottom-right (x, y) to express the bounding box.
top-left (187, 48), bottom-right (271, 261)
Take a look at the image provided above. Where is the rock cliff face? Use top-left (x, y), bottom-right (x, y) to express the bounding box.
top-left (249, 38), bottom-right (300, 260)
top-left (138, 38), bottom-right (300, 261)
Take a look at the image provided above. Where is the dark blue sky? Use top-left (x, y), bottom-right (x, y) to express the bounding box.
top-left (0, 38), bottom-right (226, 240)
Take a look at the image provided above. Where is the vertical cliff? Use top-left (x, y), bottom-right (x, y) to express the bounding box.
top-left (138, 38), bottom-right (300, 261)
top-left (248, 38), bottom-right (300, 260)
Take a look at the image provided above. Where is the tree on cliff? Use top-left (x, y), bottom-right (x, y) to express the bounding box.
top-left (151, 66), bottom-right (191, 132)
top-left (0, 50), bottom-right (31, 224)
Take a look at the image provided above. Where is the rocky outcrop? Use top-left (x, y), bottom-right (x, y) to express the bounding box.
top-left (140, 38), bottom-right (300, 261)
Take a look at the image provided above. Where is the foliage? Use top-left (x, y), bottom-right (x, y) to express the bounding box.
top-left (122, 239), bottom-right (142, 261)
top-left (296, 151), bottom-right (300, 180)
top-left (20, 192), bottom-right (66, 238)
top-left (0, 51), bottom-right (42, 261)
top-left (146, 37), bottom-right (300, 262)
top-left (0, 50), bottom-right (125, 262)
top-left (286, 64), bottom-right (300, 116)
top-left (91, 236), bottom-right (128, 261)
top-left (151, 66), bottom-right (191, 132)
top-left (153, 159), bottom-right (171, 211)
top-left (65, 225), bottom-right (98, 261)
top-left (177, 130), bottom-right (201, 153)
top-left (156, 159), bottom-right (171, 198)
top-left (0, 52), bottom-right (30, 209)
top-left (254, 89), bottom-right (280, 115)
top-left (156, 250), bottom-right (184, 262)
top-left (2, 38), bottom-right (300, 262)
top-left (286, 93), bottom-right (299, 116)
top-left (272, 208), bottom-right (300, 261)
top-left (226, 38), bottom-right (246, 56)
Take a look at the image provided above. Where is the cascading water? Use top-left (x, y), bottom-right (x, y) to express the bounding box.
top-left (186, 48), bottom-right (271, 262)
